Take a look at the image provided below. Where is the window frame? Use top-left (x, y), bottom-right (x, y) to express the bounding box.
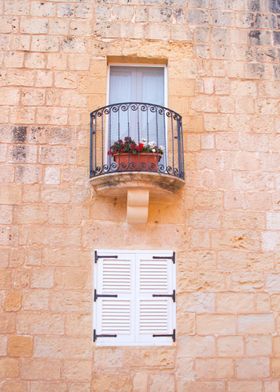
top-left (93, 249), bottom-right (176, 347)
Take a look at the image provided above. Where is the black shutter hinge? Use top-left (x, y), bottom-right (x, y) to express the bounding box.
top-left (152, 290), bottom-right (176, 302)
top-left (152, 251), bottom-right (175, 264)
top-left (95, 250), bottom-right (118, 263)
top-left (94, 289), bottom-right (118, 302)
top-left (93, 329), bottom-right (117, 342)
top-left (153, 329), bottom-right (176, 342)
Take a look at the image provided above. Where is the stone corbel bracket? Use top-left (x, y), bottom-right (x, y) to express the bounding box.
top-left (127, 189), bottom-right (149, 224)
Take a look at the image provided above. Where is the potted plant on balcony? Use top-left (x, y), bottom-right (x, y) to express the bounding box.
top-left (108, 136), bottom-right (164, 172)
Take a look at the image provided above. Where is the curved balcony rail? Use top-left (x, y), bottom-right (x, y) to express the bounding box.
top-left (89, 102), bottom-right (185, 180)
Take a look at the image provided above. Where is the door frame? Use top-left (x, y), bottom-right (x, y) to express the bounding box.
top-left (106, 64), bottom-right (168, 164)
top-left (107, 63), bottom-right (168, 107)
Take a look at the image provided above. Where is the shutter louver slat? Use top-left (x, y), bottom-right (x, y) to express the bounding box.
top-left (139, 300), bottom-right (169, 334)
top-left (139, 260), bottom-right (169, 293)
top-left (102, 260), bottom-right (131, 293)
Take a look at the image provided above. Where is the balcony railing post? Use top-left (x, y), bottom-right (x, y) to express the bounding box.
top-left (177, 118), bottom-right (184, 179)
top-left (90, 114), bottom-right (93, 177)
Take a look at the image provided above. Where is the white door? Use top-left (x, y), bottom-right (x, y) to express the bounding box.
top-left (108, 66), bottom-right (166, 152)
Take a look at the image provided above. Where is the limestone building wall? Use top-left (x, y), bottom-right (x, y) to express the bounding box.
top-left (1, 0), bottom-right (280, 391)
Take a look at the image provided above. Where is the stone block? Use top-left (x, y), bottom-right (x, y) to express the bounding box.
top-left (62, 360), bottom-right (92, 381)
top-left (20, 17), bottom-right (48, 34)
top-left (0, 87), bottom-right (20, 105)
top-left (262, 232), bottom-right (280, 251)
top-left (0, 380), bottom-right (28, 392)
top-left (44, 167), bottom-right (60, 185)
top-left (264, 381), bottom-right (280, 392)
top-left (49, 19), bottom-right (69, 35)
top-left (17, 312), bottom-right (64, 335)
top-left (31, 268), bottom-right (54, 288)
top-left (216, 293), bottom-right (255, 313)
top-left (21, 359), bottom-right (61, 380)
top-left (0, 358), bottom-right (19, 378)
top-left (50, 291), bottom-right (91, 313)
top-left (30, 2), bottom-right (56, 17)
top-left (21, 89), bottom-right (45, 106)
top-left (15, 165), bottom-right (41, 184)
top-left (231, 81), bottom-right (257, 96)
top-left (92, 373), bottom-right (132, 392)
top-left (65, 314), bottom-right (92, 337)
top-left (236, 358), bottom-right (269, 379)
top-left (4, 51), bottom-right (24, 68)
top-left (69, 54), bottom-right (90, 71)
top-left (0, 335), bottom-right (7, 355)
top-left (266, 274), bottom-right (280, 292)
top-left (181, 381), bottom-right (225, 392)
top-left (25, 53), bottom-right (46, 69)
top-left (217, 336), bottom-right (244, 357)
top-left (177, 336), bottom-right (215, 358)
top-left (228, 381), bottom-right (262, 392)
top-left (35, 70), bottom-right (53, 87)
top-left (61, 37), bottom-right (86, 53)
top-left (133, 373), bottom-right (148, 392)
top-left (55, 72), bottom-right (78, 88)
top-left (0, 313), bottom-right (16, 333)
top-left (195, 358), bottom-right (234, 379)
top-left (37, 108), bottom-right (68, 125)
top-left (267, 212), bottom-right (280, 229)
top-left (22, 290), bottom-right (49, 311)
top-left (8, 335), bottom-right (33, 357)
top-left (14, 206), bottom-right (47, 225)
top-left (34, 336), bottom-right (91, 359)
top-left (0, 205), bottom-right (13, 224)
top-left (238, 314), bottom-right (275, 334)
top-left (47, 53), bottom-right (68, 70)
top-left (246, 335), bottom-right (272, 356)
top-left (0, 16), bottom-right (18, 33)
top-left (30, 382), bottom-right (67, 392)
top-left (60, 90), bottom-right (87, 108)
top-left (4, 0), bottom-right (29, 15)
top-left (31, 36), bottom-right (60, 52)
top-left (189, 211), bottom-right (221, 229)
top-left (4, 290), bottom-right (22, 311)
top-left (179, 292), bottom-right (215, 313)
top-left (0, 269), bottom-right (12, 288)
top-left (190, 229), bottom-right (211, 248)
top-left (57, 3), bottom-right (75, 17)
top-left (10, 35), bottom-right (30, 51)
top-left (149, 374), bottom-right (175, 392)
top-left (54, 268), bottom-right (89, 290)
top-left (197, 314), bottom-right (236, 335)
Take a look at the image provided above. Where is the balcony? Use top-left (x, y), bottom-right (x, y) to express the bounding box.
top-left (89, 102), bottom-right (185, 223)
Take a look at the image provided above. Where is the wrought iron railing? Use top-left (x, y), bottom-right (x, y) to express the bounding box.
top-left (90, 102), bottom-right (184, 179)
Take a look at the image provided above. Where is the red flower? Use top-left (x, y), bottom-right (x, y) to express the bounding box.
top-left (138, 143), bottom-right (144, 152)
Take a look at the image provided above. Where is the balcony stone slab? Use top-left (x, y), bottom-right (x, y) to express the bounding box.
top-left (90, 171), bottom-right (185, 200)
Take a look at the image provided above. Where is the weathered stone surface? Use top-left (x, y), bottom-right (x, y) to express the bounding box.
top-left (0, 0), bottom-right (280, 388)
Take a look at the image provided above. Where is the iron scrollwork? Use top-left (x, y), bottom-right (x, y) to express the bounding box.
top-left (89, 102), bottom-right (184, 179)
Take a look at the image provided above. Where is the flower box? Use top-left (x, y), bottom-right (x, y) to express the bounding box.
top-left (113, 152), bottom-right (161, 172)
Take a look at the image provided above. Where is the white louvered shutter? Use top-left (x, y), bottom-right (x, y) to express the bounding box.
top-left (94, 252), bottom-right (135, 346)
top-left (135, 253), bottom-right (175, 345)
